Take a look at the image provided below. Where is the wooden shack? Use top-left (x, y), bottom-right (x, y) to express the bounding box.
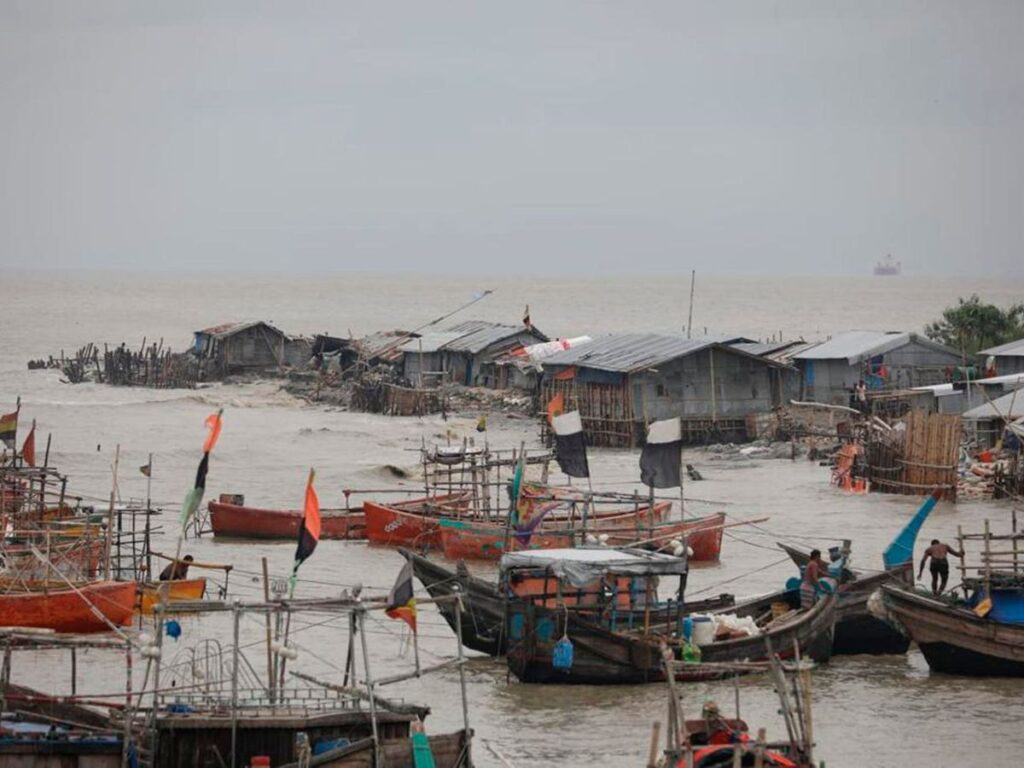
top-left (399, 320), bottom-right (547, 388)
top-left (193, 322), bottom-right (310, 376)
top-left (539, 334), bottom-right (787, 447)
top-left (981, 338), bottom-right (1024, 376)
top-left (793, 331), bottom-right (961, 405)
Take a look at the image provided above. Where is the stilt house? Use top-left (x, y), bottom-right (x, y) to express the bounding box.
top-left (539, 334), bottom-right (787, 447)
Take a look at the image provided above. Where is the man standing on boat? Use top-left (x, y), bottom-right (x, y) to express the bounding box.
top-left (801, 549), bottom-right (829, 608)
top-left (918, 539), bottom-right (963, 595)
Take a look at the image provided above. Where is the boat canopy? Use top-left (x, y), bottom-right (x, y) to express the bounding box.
top-left (500, 547), bottom-right (687, 587)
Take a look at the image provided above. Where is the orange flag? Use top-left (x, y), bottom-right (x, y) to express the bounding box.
top-left (294, 469), bottom-right (321, 566)
top-left (546, 393), bottom-right (565, 426)
top-left (21, 421), bottom-right (36, 467)
top-left (203, 410), bottom-right (223, 453)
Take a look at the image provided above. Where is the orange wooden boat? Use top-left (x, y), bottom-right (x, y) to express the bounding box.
top-left (438, 502), bottom-right (674, 561)
top-left (600, 511), bottom-right (727, 561)
top-left (209, 501), bottom-right (366, 540)
top-left (440, 521), bottom-right (575, 560)
top-left (0, 580), bottom-right (137, 633)
top-left (138, 577), bottom-right (207, 614)
top-left (363, 493), bottom-right (474, 548)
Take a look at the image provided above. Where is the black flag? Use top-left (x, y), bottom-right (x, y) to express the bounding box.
top-left (552, 410), bottom-right (589, 478)
top-left (640, 417), bottom-right (682, 488)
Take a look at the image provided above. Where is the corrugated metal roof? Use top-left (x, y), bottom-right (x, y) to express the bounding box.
top-left (981, 338), bottom-right (1024, 357)
top-left (540, 334), bottom-right (743, 373)
top-left (397, 331), bottom-right (466, 354)
top-left (442, 320), bottom-right (546, 354)
top-left (962, 387), bottom-right (1024, 420)
top-left (195, 321), bottom-right (286, 340)
top-left (357, 330), bottom-right (417, 361)
top-left (729, 340), bottom-right (809, 361)
top-left (793, 331), bottom-right (957, 364)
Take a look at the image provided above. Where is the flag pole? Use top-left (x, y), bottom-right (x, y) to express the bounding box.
top-left (13, 396), bottom-right (20, 468)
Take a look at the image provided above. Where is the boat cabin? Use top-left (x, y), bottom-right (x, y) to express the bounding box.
top-left (500, 547), bottom-right (689, 630)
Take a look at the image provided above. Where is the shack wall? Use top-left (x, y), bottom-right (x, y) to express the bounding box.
top-left (402, 351), bottom-right (446, 385)
top-left (994, 354), bottom-right (1024, 375)
top-left (799, 341), bottom-right (961, 404)
top-left (217, 325), bottom-right (287, 371)
top-left (630, 348), bottom-right (775, 421)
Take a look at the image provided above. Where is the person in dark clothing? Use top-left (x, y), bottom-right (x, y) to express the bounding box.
top-left (918, 539), bottom-right (964, 595)
top-left (159, 554), bottom-right (194, 581)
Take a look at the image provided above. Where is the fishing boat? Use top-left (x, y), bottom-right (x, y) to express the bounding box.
top-left (653, 651), bottom-right (819, 767)
top-left (138, 577), bottom-right (208, 614)
top-left (436, 501), bottom-right (688, 561)
top-left (0, 580), bottom-right (136, 633)
top-left (363, 493), bottom-right (476, 548)
top-left (502, 548), bottom-right (836, 684)
top-left (599, 511), bottom-right (726, 560)
top-left (401, 548), bottom-right (734, 657)
top-left (776, 490), bottom-right (938, 655)
top-left (209, 499), bottom-right (366, 540)
top-left (878, 515), bottom-right (1024, 676)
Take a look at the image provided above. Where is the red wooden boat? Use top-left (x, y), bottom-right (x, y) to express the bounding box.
top-left (209, 501), bottom-right (367, 540)
top-left (0, 581), bottom-right (137, 633)
top-left (600, 511), bottom-right (727, 561)
top-left (439, 507), bottom-right (725, 562)
top-left (440, 521), bottom-right (575, 560)
top-left (363, 493), bottom-right (475, 548)
top-left (438, 501), bottom-right (673, 561)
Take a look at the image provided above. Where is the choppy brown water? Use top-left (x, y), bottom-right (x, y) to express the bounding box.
top-left (2, 272), bottom-right (1024, 767)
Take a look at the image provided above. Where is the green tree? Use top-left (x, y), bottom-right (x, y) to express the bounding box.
top-left (924, 295), bottom-right (1024, 356)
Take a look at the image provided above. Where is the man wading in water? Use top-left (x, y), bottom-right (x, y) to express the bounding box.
top-left (918, 539), bottom-right (963, 596)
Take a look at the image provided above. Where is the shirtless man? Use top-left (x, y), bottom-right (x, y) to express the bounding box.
top-left (918, 539), bottom-right (964, 595)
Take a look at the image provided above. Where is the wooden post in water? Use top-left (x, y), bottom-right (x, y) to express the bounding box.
top-left (646, 721), bottom-right (661, 768)
top-left (262, 557), bottom-right (274, 703)
top-left (357, 609), bottom-right (381, 763)
top-left (230, 601), bottom-right (241, 768)
top-left (453, 596), bottom-right (472, 763)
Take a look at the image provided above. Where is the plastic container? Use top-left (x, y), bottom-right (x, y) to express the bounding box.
top-left (691, 615), bottom-right (715, 646)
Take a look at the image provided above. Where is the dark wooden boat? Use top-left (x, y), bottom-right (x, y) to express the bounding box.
top-left (502, 548), bottom-right (837, 684)
top-left (209, 500), bottom-right (366, 540)
top-left (774, 489), bottom-right (940, 655)
top-left (877, 513), bottom-right (1024, 676)
top-left (879, 581), bottom-right (1024, 676)
top-left (778, 543), bottom-right (909, 655)
top-left (401, 548), bottom-right (733, 657)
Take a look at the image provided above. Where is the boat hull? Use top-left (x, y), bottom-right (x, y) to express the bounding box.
top-left (436, 502), bottom-right (682, 562)
top-left (209, 502), bottom-right (366, 540)
top-left (880, 584), bottom-right (1024, 676)
top-left (780, 543), bottom-right (911, 655)
top-left (0, 581), bottom-right (137, 633)
top-left (507, 592), bottom-right (836, 684)
top-left (363, 494), bottom-right (471, 549)
top-left (402, 549), bottom-right (733, 657)
top-left (439, 522), bottom-right (573, 560)
top-left (601, 512), bottom-right (726, 562)
top-left (138, 577), bottom-right (208, 614)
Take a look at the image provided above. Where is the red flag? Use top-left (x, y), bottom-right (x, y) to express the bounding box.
top-left (21, 422), bottom-right (36, 467)
top-left (203, 410), bottom-right (223, 453)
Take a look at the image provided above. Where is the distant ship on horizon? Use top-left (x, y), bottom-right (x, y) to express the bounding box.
top-left (873, 254), bottom-right (901, 276)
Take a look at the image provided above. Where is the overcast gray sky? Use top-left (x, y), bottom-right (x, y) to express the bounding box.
top-left (1, 1), bottom-right (1021, 277)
